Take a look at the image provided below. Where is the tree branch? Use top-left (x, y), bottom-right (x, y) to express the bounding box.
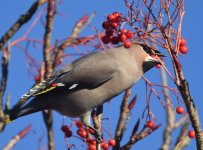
top-left (0, 0), bottom-right (47, 51)
top-left (114, 88), bottom-right (131, 150)
top-left (3, 124), bottom-right (32, 150)
top-left (0, 45), bottom-right (10, 132)
top-left (42, 0), bottom-right (55, 150)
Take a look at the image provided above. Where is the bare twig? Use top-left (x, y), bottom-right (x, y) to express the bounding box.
top-left (174, 121), bottom-right (190, 150)
top-left (160, 63), bottom-right (175, 150)
top-left (0, 45), bottom-right (11, 132)
top-left (119, 124), bottom-right (161, 150)
top-left (52, 13), bottom-right (95, 69)
top-left (42, 0), bottom-right (55, 150)
top-left (92, 106), bottom-right (103, 150)
top-left (114, 88), bottom-right (131, 150)
top-left (3, 124), bottom-right (32, 150)
top-left (0, 0), bottom-right (47, 51)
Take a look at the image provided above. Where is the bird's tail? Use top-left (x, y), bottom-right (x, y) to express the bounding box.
top-left (8, 107), bottom-right (38, 122)
top-left (7, 97), bottom-right (45, 123)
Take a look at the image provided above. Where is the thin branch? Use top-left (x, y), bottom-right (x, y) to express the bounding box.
top-left (52, 13), bottom-right (95, 69)
top-left (160, 63), bottom-right (175, 150)
top-left (0, 0), bottom-right (47, 50)
top-left (0, 45), bottom-right (11, 132)
top-left (3, 124), bottom-right (32, 150)
top-left (174, 121), bottom-right (190, 150)
top-left (113, 88), bottom-right (131, 150)
top-left (42, 0), bottom-right (55, 150)
top-left (92, 106), bottom-right (103, 150)
top-left (119, 125), bottom-right (161, 150)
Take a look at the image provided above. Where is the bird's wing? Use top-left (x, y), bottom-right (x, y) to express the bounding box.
top-left (55, 51), bottom-right (118, 88)
top-left (20, 65), bottom-right (73, 99)
top-left (21, 50), bottom-right (118, 99)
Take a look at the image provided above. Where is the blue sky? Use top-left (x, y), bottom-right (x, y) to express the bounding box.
top-left (0, 0), bottom-right (203, 150)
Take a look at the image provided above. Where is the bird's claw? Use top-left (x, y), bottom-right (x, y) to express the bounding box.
top-left (87, 125), bottom-right (103, 143)
top-left (95, 130), bottom-right (103, 143)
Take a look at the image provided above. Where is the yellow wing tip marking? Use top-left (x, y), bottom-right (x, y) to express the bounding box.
top-left (6, 117), bottom-right (13, 124)
top-left (34, 86), bottom-right (56, 96)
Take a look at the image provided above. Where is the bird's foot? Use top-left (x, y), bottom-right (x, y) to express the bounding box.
top-left (87, 125), bottom-right (103, 143)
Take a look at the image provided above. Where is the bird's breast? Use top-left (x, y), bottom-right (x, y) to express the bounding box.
top-left (54, 60), bottom-right (143, 118)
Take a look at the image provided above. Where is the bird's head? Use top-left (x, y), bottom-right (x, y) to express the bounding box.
top-left (129, 43), bottom-right (165, 73)
top-left (140, 43), bottom-right (165, 73)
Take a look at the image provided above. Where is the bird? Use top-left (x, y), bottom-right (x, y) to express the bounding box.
top-left (8, 43), bottom-right (164, 133)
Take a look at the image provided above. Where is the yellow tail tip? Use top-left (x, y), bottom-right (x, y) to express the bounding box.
top-left (5, 117), bottom-right (13, 124)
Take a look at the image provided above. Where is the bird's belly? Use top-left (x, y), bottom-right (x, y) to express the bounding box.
top-left (55, 71), bottom-right (141, 118)
top-left (54, 89), bottom-right (106, 118)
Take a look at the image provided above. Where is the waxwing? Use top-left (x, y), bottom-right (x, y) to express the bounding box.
top-left (9, 43), bottom-right (164, 128)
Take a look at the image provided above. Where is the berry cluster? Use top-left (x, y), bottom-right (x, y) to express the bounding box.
top-left (61, 120), bottom-right (116, 150)
top-left (179, 38), bottom-right (188, 54)
top-left (101, 12), bottom-right (134, 48)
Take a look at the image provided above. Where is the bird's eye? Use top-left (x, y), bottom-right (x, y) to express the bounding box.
top-left (141, 45), bottom-right (152, 54)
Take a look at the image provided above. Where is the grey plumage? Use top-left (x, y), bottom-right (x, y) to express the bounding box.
top-left (10, 43), bottom-right (164, 126)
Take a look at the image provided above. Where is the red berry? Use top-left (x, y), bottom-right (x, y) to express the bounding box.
top-left (115, 17), bottom-right (121, 23)
top-left (51, 83), bottom-right (57, 87)
top-left (107, 14), bottom-right (116, 22)
top-left (111, 36), bottom-right (120, 45)
top-left (61, 125), bottom-right (72, 138)
top-left (102, 21), bottom-right (110, 29)
top-left (124, 41), bottom-right (132, 48)
top-left (77, 128), bottom-right (87, 138)
top-left (35, 74), bottom-right (41, 82)
top-left (91, 140), bottom-right (96, 145)
top-left (112, 12), bottom-right (120, 18)
top-left (110, 22), bottom-right (118, 29)
top-left (176, 106), bottom-right (184, 114)
top-left (76, 120), bottom-right (83, 128)
top-left (61, 125), bottom-right (69, 132)
top-left (88, 144), bottom-right (96, 150)
top-left (65, 130), bottom-right (72, 138)
top-left (179, 46), bottom-right (188, 54)
top-left (119, 33), bottom-right (127, 42)
top-left (188, 130), bottom-right (195, 138)
top-left (147, 120), bottom-right (154, 129)
top-left (86, 137), bottom-right (94, 144)
top-left (156, 64), bottom-right (161, 69)
top-left (105, 29), bottom-right (114, 36)
top-left (126, 30), bottom-right (134, 39)
top-left (121, 29), bottom-right (127, 34)
top-left (102, 143), bottom-right (109, 150)
top-left (113, 12), bottom-right (121, 22)
top-left (102, 36), bottom-right (111, 44)
top-left (111, 12), bottom-right (121, 23)
top-left (87, 128), bottom-right (95, 134)
top-left (180, 38), bottom-right (186, 46)
top-left (108, 139), bottom-right (116, 146)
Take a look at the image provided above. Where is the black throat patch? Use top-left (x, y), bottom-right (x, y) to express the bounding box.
top-left (142, 60), bottom-right (159, 73)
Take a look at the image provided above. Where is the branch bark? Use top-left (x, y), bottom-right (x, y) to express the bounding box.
top-left (0, 0), bottom-right (47, 51)
top-left (0, 45), bottom-right (10, 132)
top-left (113, 88), bottom-right (131, 150)
top-left (3, 124), bottom-right (32, 150)
top-left (42, 0), bottom-right (55, 150)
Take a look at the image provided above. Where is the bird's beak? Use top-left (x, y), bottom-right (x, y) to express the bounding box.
top-left (153, 50), bottom-right (166, 57)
